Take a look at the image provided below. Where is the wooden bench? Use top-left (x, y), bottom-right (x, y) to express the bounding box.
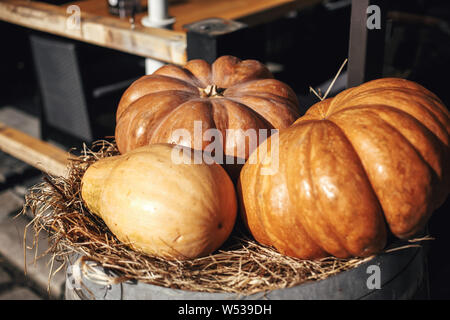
top-left (0, 122), bottom-right (70, 178)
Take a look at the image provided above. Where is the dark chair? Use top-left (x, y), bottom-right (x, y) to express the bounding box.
top-left (29, 33), bottom-right (145, 148)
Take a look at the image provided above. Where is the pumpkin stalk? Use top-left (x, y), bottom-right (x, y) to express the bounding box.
top-left (199, 85), bottom-right (225, 98)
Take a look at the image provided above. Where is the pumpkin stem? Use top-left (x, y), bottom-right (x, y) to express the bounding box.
top-left (199, 85), bottom-right (225, 98)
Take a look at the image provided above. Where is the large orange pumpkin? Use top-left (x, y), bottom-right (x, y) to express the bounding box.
top-left (239, 78), bottom-right (450, 260)
top-left (115, 56), bottom-right (300, 169)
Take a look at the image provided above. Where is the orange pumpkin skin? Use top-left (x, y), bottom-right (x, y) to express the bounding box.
top-left (115, 56), bottom-right (300, 164)
top-left (239, 78), bottom-right (450, 260)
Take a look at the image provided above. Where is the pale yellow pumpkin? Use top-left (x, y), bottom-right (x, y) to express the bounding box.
top-left (81, 144), bottom-right (237, 260)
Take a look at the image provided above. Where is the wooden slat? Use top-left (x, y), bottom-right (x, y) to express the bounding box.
top-left (0, 0), bottom-right (187, 64)
top-left (0, 122), bottom-right (70, 178)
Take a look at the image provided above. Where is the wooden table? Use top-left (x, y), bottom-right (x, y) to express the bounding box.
top-left (0, 0), bottom-right (322, 65)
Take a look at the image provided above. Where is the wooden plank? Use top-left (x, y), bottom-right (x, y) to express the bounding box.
top-left (0, 0), bottom-right (187, 64)
top-left (0, 122), bottom-right (70, 178)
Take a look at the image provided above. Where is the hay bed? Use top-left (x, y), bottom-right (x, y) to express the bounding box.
top-left (23, 140), bottom-right (428, 295)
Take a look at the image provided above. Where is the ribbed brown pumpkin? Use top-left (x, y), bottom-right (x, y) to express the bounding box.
top-left (115, 56), bottom-right (300, 168)
top-left (239, 78), bottom-right (450, 260)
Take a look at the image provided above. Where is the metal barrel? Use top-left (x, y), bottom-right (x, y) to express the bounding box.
top-left (64, 242), bottom-right (429, 300)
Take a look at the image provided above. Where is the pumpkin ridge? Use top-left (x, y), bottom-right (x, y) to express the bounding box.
top-left (253, 130), bottom-right (287, 248)
top-left (259, 134), bottom-right (297, 252)
top-left (304, 121), bottom-right (355, 257)
top-left (261, 123), bottom-right (328, 258)
top-left (224, 79), bottom-right (299, 106)
top-left (291, 118), bottom-right (329, 129)
top-left (179, 66), bottom-right (207, 89)
top-left (119, 106), bottom-right (134, 152)
top-left (296, 99), bottom-right (333, 123)
top-left (225, 91), bottom-right (294, 105)
top-left (329, 94), bottom-right (450, 148)
top-left (326, 85), bottom-right (447, 123)
top-left (233, 99), bottom-right (274, 131)
top-left (324, 116), bottom-right (381, 207)
top-left (149, 99), bottom-right (215, 148)
top-left (133, 74), bottom-right (200, 91)
top-left (337, 105), bottom-right (447, 208)
top-left (310, 120), bottom-right (388, 256)
top-left (332, 104), bottom-right (446, 170)
top-left (347, 106), bottom-right (436, 172)
top-left (184, 59), bottom-right (213, 88)
top-left (241, 146), bottom-right (270, 246)
top-left (224, 94), bottom-right (300, 127)
top-left (138, 92), bottom-right (197, 113)
top-left (293, 105), bottom-right (445, 230)
top-left (284, 123), bottom-right (331, 257)
top-left (212, 56), bottom-right (273, 89)
top-left (117, 90), bottom-right (199, 124)
top-left (116, 92), bottom-right (197, 152)
top-left (352, 87), bottom-right (449, 121)
top-left (324, 97), bottom-right (340, 119)
top-left (218, 98), bottom-right (274, 160)
top-left (117, 103), bottom-right (152, 152)
top-left (117, 76), bottom-right (201, 120)
top-left (324, 88), bottom-right (356, 117)
top-left (209, 99), bottom-right (229, 156)
top-left (328, 108), bottom-right (434, 238)
top-left (154, 64), bottom-right (205, 88)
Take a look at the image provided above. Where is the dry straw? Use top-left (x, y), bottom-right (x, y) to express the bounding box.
top-left (22, 140), bottom-right (432, 295)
